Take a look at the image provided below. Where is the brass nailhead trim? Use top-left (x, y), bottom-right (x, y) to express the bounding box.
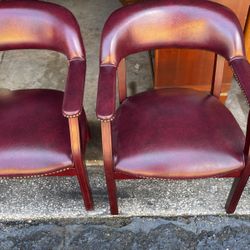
top-left (63, 111), bottom-right (82, 118)
top-left (97, 116), bottom-right (115, 122)
top-left (0, 167), bottom-right (74, 180)
top-left (230, 65), bottom-right (250, 107)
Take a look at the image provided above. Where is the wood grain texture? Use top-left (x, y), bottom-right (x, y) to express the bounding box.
top-left (68, 117), bottom-right (94, 211)
top-left (101, 121), bottom-right (118, 214)
top-left (117, 58), bottom-right (127, 103)
top-left (154, 0), bottom-right (250, 96)
top-left (245, 9), bottom-right (250, 60)
top-left (211, 55), bottom-right (225, 98)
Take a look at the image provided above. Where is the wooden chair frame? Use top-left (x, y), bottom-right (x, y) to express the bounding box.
top-left (97, 0), bottom-right (250, 214)
top-left (0, 0), bottom-right (93, 210)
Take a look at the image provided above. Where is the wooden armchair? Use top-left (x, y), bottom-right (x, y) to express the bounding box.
top-left (96, 0), bottom-right (250, 214)
top-left (0, 1), bottom-right (93, 210)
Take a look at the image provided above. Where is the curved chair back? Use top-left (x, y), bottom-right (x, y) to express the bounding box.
top-left (0, 0), bottom-right (85, 60)
top-left (100, 0), bottom-right (245, 66)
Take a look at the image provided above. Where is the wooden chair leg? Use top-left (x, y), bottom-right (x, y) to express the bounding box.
top-left (225, 170), bottom-right (250, 214)
top-left (104, 169), bottom-right (118, 215)
top-left (101, 121), bottom-right (118, 215)
top-left (69, 117), bottom-right (94, 211)
top-left (75, 160), bottom-right (94, 211)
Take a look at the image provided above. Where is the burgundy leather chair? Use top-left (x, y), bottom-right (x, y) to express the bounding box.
top-left (96, 0), bottom-right (250, 214)
top-left (0, 1), bottom-right (93, 210)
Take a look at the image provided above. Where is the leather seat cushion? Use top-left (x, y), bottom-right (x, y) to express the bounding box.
top-left (0, 89), bottom-right (84, 177)
top-left (112, 88), bottom-right (245, 178)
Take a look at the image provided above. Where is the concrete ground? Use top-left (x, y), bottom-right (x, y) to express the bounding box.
top-left (0, 0), bottom-right (250, 248)
top-left (1, 216), bottom-right (250, 249)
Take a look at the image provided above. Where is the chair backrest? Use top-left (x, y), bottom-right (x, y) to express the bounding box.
top-left (0, 0), bottom-right (85, 60)
top-left (100, 0), bottom-right (245, 66)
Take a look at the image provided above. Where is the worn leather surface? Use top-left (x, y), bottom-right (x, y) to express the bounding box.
top-left (0, 1), bottom-right (89, 177)
top-left (97, 0), bottom-right (245, 120)
top-left (0, 0), bottom-right (85, 60)
top-left (100, 0), bottom-right (245, 66)
top-left (0, 89), bottom-right (87, 177)
top-left (63, 59), bottom-right (86, 117)
top-left (96, 66), bottom-right (117, 120)
top-left (112, 89), bottom-right (245, 178)
top-left (0, 0), bottom-right (87, 117)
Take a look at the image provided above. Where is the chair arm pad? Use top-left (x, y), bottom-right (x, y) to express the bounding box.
top-left (62, 59), bottom-right (86, 118)
top-left (231, 58), bottom-right (250, 106)
top-left (96, 65), bottom-right (117, 121)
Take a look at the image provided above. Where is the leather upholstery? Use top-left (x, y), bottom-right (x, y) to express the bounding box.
top-left (63, 59), bottom-right (86, 117)
top-left (0, 1), bottom-right (93, 210)
top-left (112, 89), bottom-right (245, 178)
top-left (97, 0), bottom-right (250, 215)
top-left (230, 58), bottom-right (250, 162)
top-left (0, 0), bottom-right (87, 118)
top-left (0, 0), bottom-right (85, 60)
top-left (100, 0), bottom-right (245, 66)
top-left (0, 0), bottom-right (89, 176)
top-left (0, 89), bottom-right (87, 177)
top-left (231, 58), bottom-right (250, 106)
top-left (96, 0), bottom-right (245, 121)
top-left (96, 66), bottom-right (117, 120)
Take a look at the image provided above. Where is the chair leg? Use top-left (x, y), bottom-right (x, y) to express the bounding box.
top-left (68, 117), bottom-right (93, 211)
top-left (75, 160), bottom-right (94, 211)
top-left (101, 120), bottom-right (118, 215)
top-left (105, 170), bottom-right (118, 215)
top-left (225, 169), bottom-right (250, 214)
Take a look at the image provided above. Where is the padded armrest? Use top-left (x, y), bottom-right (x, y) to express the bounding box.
top-left (96, 65), bottom-right (117, 121)
top-left (231, 58), bottom-right (250, 106)
top-left (62, 59), bottom-right (86, 118)
top-left (231, 58), bottom-right (250, 160)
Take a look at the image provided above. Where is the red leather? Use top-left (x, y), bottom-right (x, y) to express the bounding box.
top-left (63, 59), bottom-right (86, 117)
top-left (0, 0), bottom-right (85, 60)
top-left (97, 0), bottom-right (249, 215)
top-left (96, 0), bottom-right (245, 120)
top-left (0, 0), bottom-right (87, 118)
top-left (112, 89), bottom-right (245, 178)
top-left (230, 58), bottom-right (250, 162)
top-left (230, 58), bottom-right (250, 106)
top-left (100, 0), bottom-right (245, 66)
top-left (0, 89), bottom-right (88, 177)
top-left (96, 66), bottom-right (117, 120)
top-left (0, 1), bottom-right (93, 210)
